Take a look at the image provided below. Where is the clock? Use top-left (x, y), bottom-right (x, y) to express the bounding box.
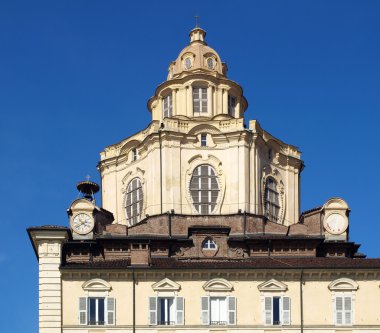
top-left (71, 213), bottom-right (94, 235)
top-left (324, 213), bottom-right (348, 235)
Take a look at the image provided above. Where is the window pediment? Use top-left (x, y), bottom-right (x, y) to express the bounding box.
top-left (152, 277), bottom-right (181, 292)
top-left (328, 278), bottom-right (358, 291)
top-left (258, 279), bottom-right (288, 292)
top-left (82, 278), bottom-right (112, 292)
top-left (203, 278), bottom-right (233, 292)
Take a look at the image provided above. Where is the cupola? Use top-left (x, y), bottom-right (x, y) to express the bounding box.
top-left (147, 26), bottom-right (248, 122)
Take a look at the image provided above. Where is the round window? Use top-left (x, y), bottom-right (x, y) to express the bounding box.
top-left (207, 58), bottom-right (214, 69)
top-left (184, 57), bottom-right (192, 70)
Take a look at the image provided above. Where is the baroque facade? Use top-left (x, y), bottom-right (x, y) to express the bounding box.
top-left (28, 26), bottom-right (380, 333)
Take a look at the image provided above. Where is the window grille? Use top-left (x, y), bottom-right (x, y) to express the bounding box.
top-left (125, 178), bottom-right (143, 225)
top-left (193, 87), bottom-right (208, 114)
top-left (163, 94), bottom-right (172, 118)
top-left (190, 165), bottom-right (219, 214)
top-left (264, 178), bottom-right (280, 222)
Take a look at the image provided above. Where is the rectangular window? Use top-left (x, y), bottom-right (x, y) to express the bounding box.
top-left (163, 94), bottom-right (173, 118)
top-left (264, 296), bottom-right (290, 326)
top-left (228, 95), bottom-right (236, 116)
top-left (201, 133), bottom-right (207, 146)
top-left (132, 148), bottom-right (137, 161)
top-left (201, 296), bottom-right (236, 325)
top-left (335, 295), bottom-right (352, 325)
top-left (79, 297), bottom-right (115, 326)
top-left (149, 297), bottom-right (184, 326)
top-left (193, 87), bottom-right (208, 114)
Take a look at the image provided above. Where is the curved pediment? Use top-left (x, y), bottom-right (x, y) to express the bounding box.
top-left (82, 278), bottom-right (112, 292)
top-left (328, 278), bottom-right (358, 291)
top-left (152, 278), bottom-right (181, 292)
top-left (203, 278), bottom-right (233, 292)
top-left (258, 279), bottom-right (288, 292)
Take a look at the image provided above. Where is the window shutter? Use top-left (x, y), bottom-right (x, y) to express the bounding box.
top-left (344, 296), bottom-right (352, 325)
top-left (227, 296), bottom-right (236, 325)
top-left (201, 296), bottom-right (210, 325)
top-left (264, 297), bottom-right (272, 325)
top-left (335, 296), bottom-right (343, 325)
top-left (176, 297), bottom-right (184, 325)
top-left (106, 297), bottom-right (115, 325)
top-left (281, 296), bottom-right (291, 325)
top-left (149, 297), bottom-right (157, 325)
top-left (79, 297), bottom-right (87, 325)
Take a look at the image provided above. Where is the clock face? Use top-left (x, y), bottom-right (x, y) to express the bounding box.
top-left (72, 213), bottom-right (94, 235)
top-left (325, 213), bottom-right (347, 235)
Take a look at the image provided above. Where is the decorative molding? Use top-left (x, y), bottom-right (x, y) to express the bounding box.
top-left (328, 278), bottom-right (358, 291)
top-left (184, 154), bottom-right (225, 214)
top-left (258, 279), bottom-right (288, 292)
top-left (152, 277), bottom-right (181, 292)
top-left (203, 278), bottom-right (233, 292)
top-left (82, 278), bottom-right (112, 292)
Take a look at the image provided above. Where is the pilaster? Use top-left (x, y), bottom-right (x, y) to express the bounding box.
top-left (29, 229), bottom-right (68, 333)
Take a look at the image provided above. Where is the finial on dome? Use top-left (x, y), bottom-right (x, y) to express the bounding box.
top-left (189, 23), bottom-right (207, 45)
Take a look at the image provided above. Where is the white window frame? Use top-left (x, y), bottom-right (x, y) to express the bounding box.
top-left (334, 293), bottom-right (353, 326)
top-left (263, 295), bottom-right (291, 326)
top-left (328, 278), bottom-right (357, 326)
top-left (201, 296), bottom-right (236, 326)
top-left (163, 94), bottom-right (173, 118)
top-left (125, 177), bottom-right (143, 225)
top-left (149, 296), bottom-right (184, 326)
top-left (79, 296), bottom-right (115, 326)
top-left (202, 238), bottom-right (217, 250)
top-left (131, 148), bottom-right (137, 161)
top-left (193, 86), bottom-right (208, 115)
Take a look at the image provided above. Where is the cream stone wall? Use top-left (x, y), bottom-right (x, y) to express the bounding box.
top-left (99, 117), bottom-right (302, 226)
top-left (29, 230), bottom-right (68, 333)
top-left (61, 270), bottom-right (380, 332)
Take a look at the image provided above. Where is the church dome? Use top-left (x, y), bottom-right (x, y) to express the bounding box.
top-left (167, 27), bottom-right (227, 80)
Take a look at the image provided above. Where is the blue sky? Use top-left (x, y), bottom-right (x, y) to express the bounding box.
top-left (0, 1), bottom-right (379, 331)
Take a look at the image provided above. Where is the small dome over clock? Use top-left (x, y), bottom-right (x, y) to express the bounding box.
top-left (168, 26), bottom-right (227, 80)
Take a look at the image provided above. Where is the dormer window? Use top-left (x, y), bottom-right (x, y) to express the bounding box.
top-left (201, 133), bottom-right (207, 146)
top-left (228, 95), bottom-right (236, 117)
top-left (163, 94), bottom-right (173, 118)
top-left (193, 87), bottom-right (208, 115)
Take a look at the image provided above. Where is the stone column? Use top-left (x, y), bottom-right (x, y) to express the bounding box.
top-left (30, 229), bottom-right (68, 333)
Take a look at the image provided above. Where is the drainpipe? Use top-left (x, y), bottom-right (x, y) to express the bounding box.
top-left (132, 270), bottom-right (136, 333)
top-left (300, 269), bottom-right (304, 333)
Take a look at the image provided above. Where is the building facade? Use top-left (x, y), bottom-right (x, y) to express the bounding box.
top-left (28, 26), bottom-right (380, 333)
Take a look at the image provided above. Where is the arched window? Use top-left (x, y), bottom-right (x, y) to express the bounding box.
top-left (202, 238), bottom-right (217, 250)
top-left (190, 165), bottom-right (219, 214)
top-left (265, 178), bottom-right (280, 222)
top-left (125, 178), bottom-right (143, 225)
